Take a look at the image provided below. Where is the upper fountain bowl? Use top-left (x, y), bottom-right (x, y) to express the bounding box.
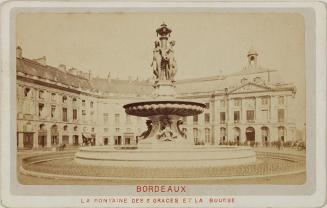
top-left (123, 100), bottom-right (206, 117)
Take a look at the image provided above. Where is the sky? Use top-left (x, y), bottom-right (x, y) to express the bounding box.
top-left (16, 12), bottom-right (306, 129)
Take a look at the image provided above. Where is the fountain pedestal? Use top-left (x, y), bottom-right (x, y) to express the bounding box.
top-left (137, 115), bottom-right (193, 149)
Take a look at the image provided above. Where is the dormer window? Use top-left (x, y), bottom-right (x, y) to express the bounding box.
top-left (39, 90), bottom-right (44, 99)
top-left (24, 88), bottom-right (31, 97)
top-left (62, 96), bottom-right (67, 103)
top-left (51, 93), bottom-right (56, 101)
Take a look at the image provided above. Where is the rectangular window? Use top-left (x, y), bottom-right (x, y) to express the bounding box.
top-left (82, 100), bottom-right (86, 107)
top-left (38, 103), bottom-right (44, 117)
top-left (82, 110), bottom-right (86, 121)
top-left (51, 93), bottom-right (56, 101)
top-left (278, 96), bottom-right (285, 105)
top-left (205, 113), bottom-right (210, 124)
top-left (39, 90), bottom-right (44, 99)
top-left (90, 101), bottom-right (94, 108)
top-left (278, 109), bottom-right (285, 122)
top-left (220, 112), bottom-right (226, 123)
top-left (261, 97), bottom-right (268, 106)
top-left (234, 111), bottom-right (240, 122)
top-left (205, 128), bottom-right (210, 143)
top-left (234, 99), bottom-right (241, 107)
top-left (115, 114), bottom-right (120, 125)
top-left (193, 115), bottom-right (198, 124)
top-left (246, 110), bottom-right (255, 121)
top-left (62, 108), bottom-right (67, 122)
top-left (73, 109), bottom-right (77, 120)
top-left (125, 138), bottom-right (131, 145)
top-left (51, 105), bottom-right (56, 118)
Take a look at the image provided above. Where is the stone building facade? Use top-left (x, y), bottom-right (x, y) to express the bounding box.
top-left (16, 47), bottom-right (297, 149)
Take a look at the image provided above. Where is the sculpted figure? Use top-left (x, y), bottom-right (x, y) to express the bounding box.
top-left (138, 120), bottom-right (153, 140)
top-left (177, 120), bottom-right (187, 138)
top-left (167, 41), bottom-right (177, 81)
top-left (152, 39), bottom-right (177, 81)
top-left (160, 50), bottom-right (170, 80)
top-left (151, 41), bottom-right (161, 80)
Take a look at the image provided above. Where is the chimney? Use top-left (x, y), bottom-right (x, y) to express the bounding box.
top-left (58, 64), bottom-right (66, 71)
top-left (16, 46), bottom-right (22, 58)
top-left (33, 56), bottom-right (47, 66)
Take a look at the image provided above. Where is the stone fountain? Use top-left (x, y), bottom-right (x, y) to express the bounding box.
top-left (75, 23), bottom-right (256, 168)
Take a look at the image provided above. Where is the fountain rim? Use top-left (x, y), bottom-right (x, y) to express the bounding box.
top-left (123, 100), bottom-right (206, 117)
top-left (123, 100), bottom-right (206, 109)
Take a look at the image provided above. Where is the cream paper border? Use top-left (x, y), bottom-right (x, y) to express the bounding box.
top-left (0, 1), bottom-right (326, 208)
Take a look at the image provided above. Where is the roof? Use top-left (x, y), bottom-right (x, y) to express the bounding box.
top-left (16, 56), bottom-right (295, 96)
top-left (17, 57), bottom-right (92, 90)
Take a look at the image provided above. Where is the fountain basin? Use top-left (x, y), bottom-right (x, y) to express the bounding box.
top-left (123, 100), bottom-right (206, 117)
top-left (74, 146), bottom-right (256, 167)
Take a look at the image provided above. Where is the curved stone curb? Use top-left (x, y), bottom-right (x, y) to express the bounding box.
top-left (20, 164), bottom-right (306, 181)
top-left (19, 150), bottom-right (306, 181)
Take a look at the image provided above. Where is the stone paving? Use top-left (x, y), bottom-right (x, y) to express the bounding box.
top-left (20, 149), bottom-right (305, 179)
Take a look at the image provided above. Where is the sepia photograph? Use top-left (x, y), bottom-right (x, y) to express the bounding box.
top-left (0, 1), bottom-right (326, 208)
top-left (16, 12), bottom-right (306, 185)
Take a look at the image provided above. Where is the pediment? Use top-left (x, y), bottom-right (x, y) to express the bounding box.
top-left (228, 83), bottom-right (271, 94)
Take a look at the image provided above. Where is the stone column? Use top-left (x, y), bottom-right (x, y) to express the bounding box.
top-left (270, 96), bottom-right (277, 123)
top-left (210, 99), bottom-right (216, 145)
top-left (241, 98), bottom-right (247, 123)
top-left (255, 97), bottom-right (260, 122)
top-left (18, 132), bottom-right (24, 149)
top-left (255, 126), bottom-right (262, 146)
top-left (78, 132), bottom-right (83, 146)
top-left (58, 128), bottom-right (62, 144)
top-left (270, 126), bottom-right (278, 142)
top-left (46, 130), bottom-right (51, 148)
top-left (227, 125), bottom-right (234, 142)
top-left (109, 136), bottom-right (115, 146)
top-left (240, 126), bottom-right (245, 143)
top-left (33, 131), bottom-right (38, 149)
